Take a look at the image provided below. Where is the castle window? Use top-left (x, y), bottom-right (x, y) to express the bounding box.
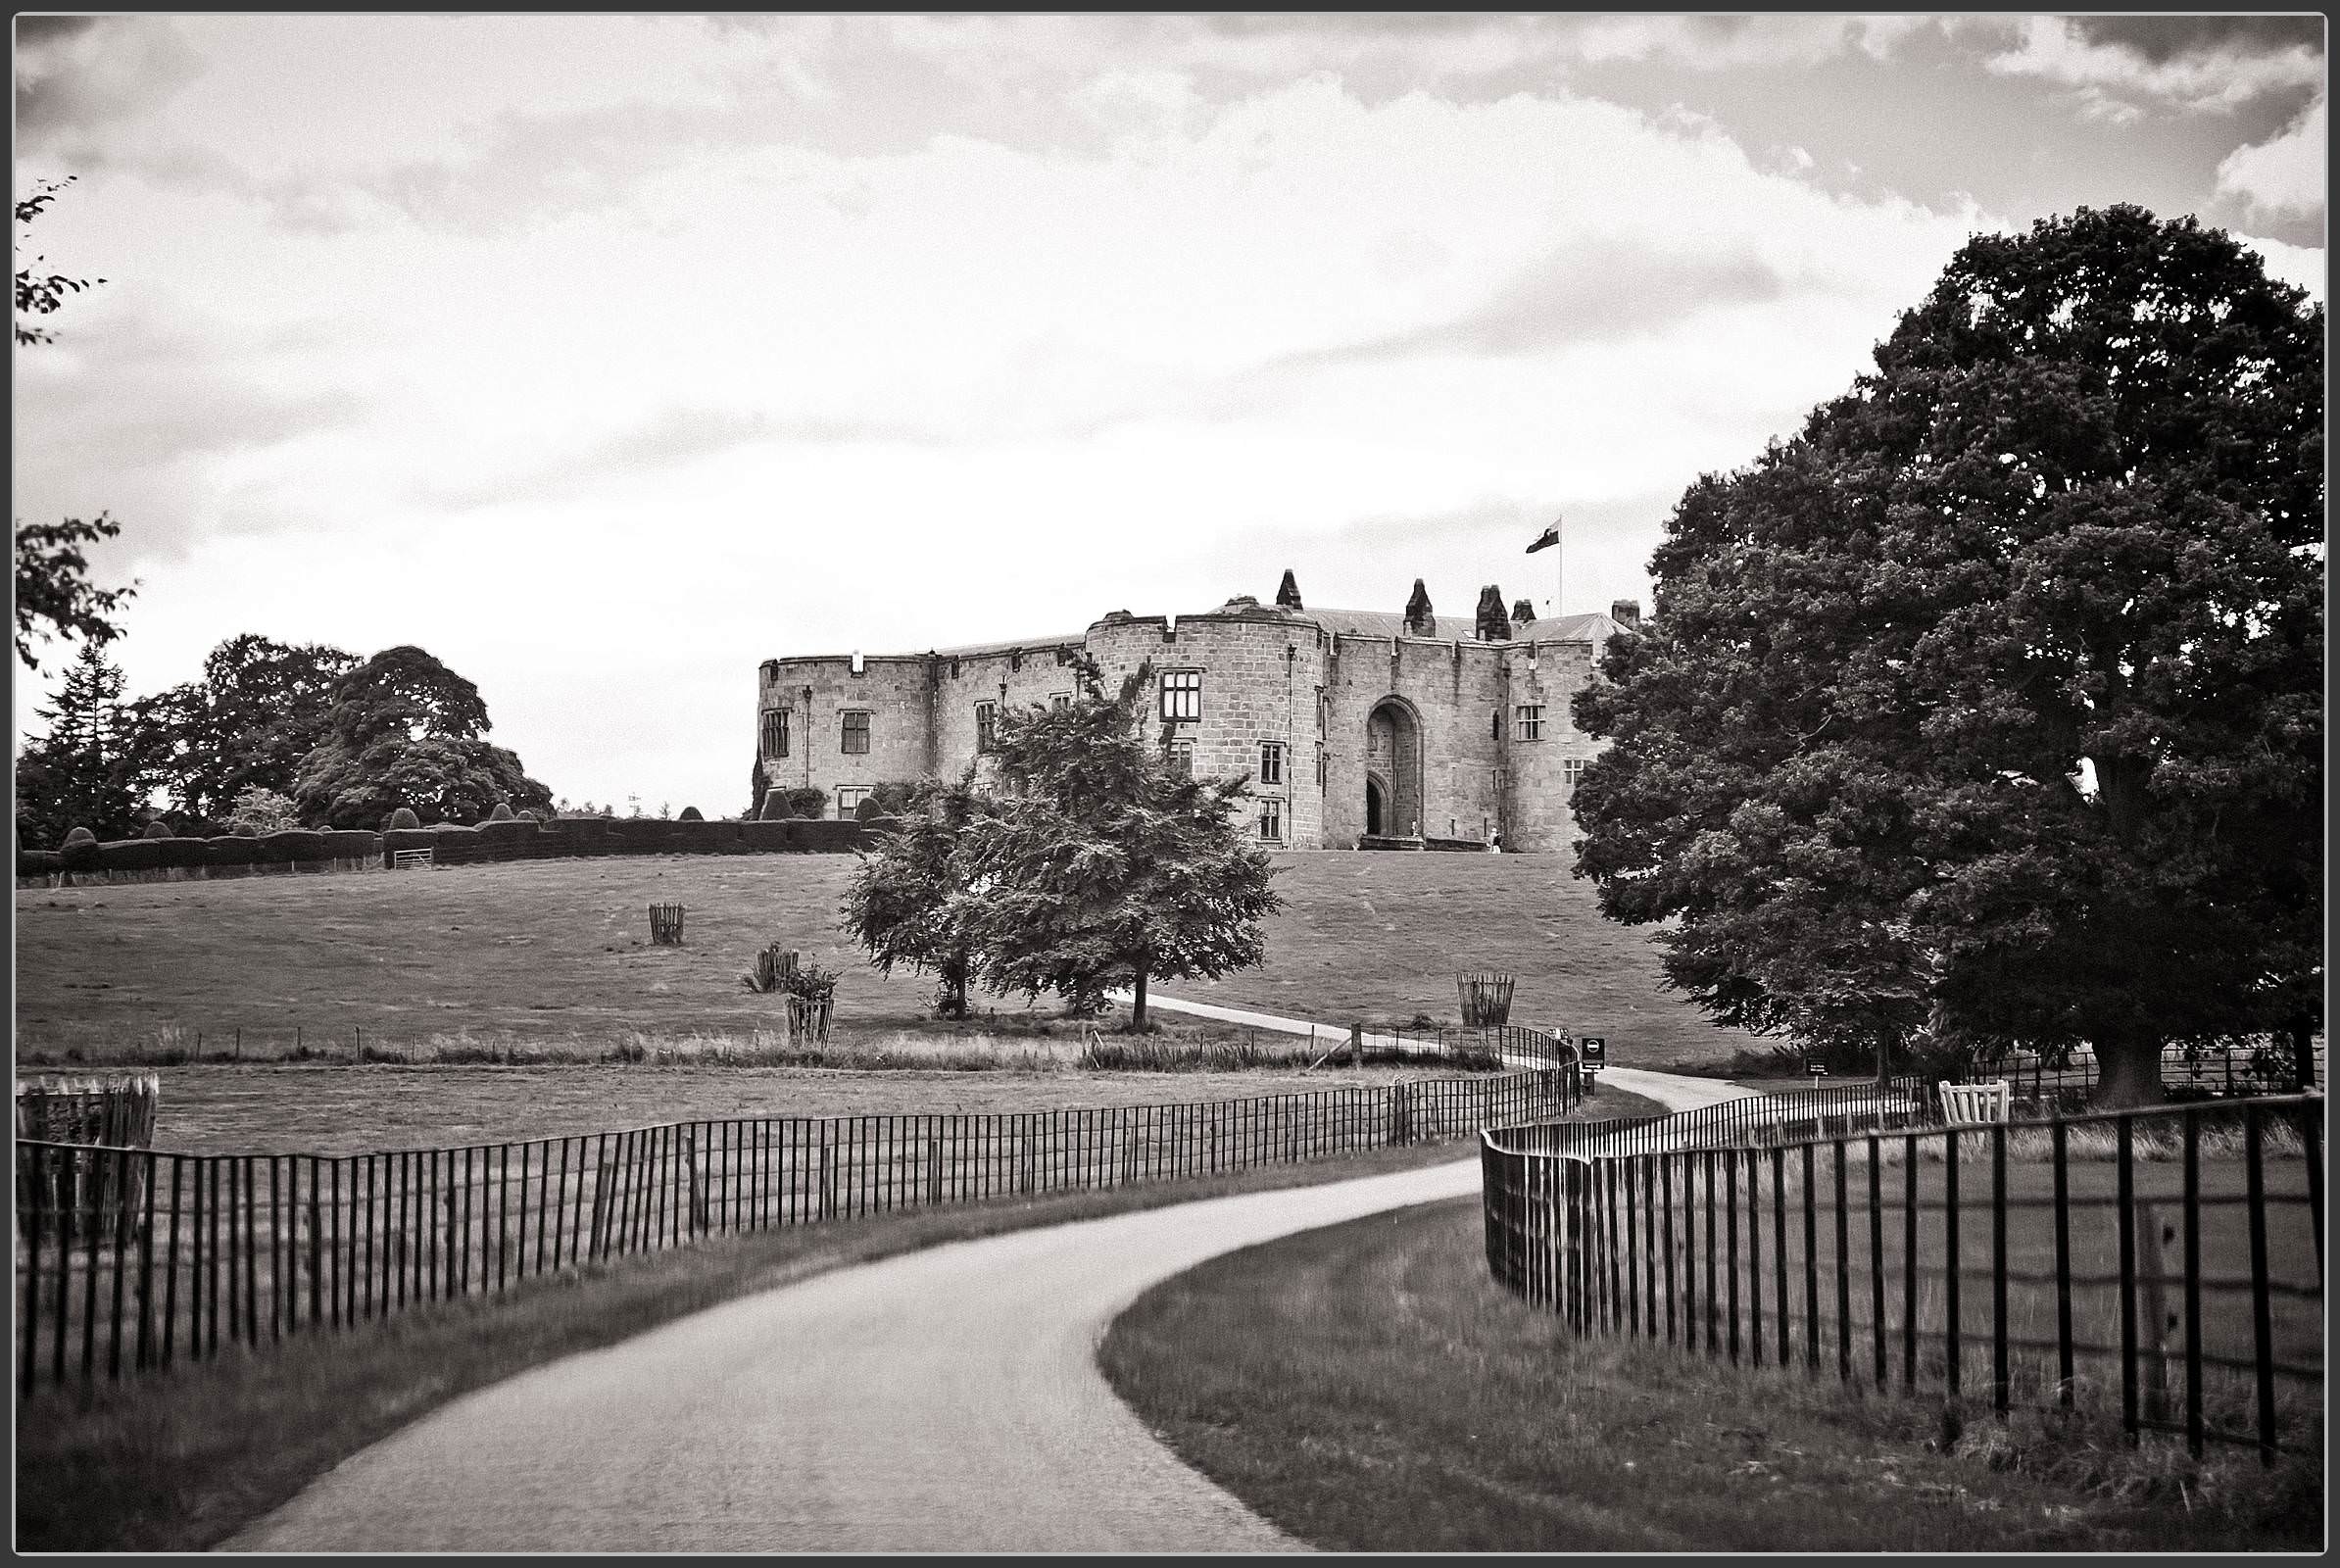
top-left (759, 709), bottom-right (790, 760)
top-left (1514, 705), bottom-right (1544, 742)
top-left (841, 710), bottom-right (871, 755)
top-left (1315, 686), bottom-right (1327, 732)
top-left (835, 786), bottom-right (869, 819)
top-left (1167, 738), bottom-right (1195, 779)
top-left (1161, 668), bottom-right (1202, 720)
top-left (1563, 758), bottom-right (1585, 791)
top-left (975, 701), bottom-right (998, 753)
top-left (1050, 692), bottom-right (1072, 710)
top-left (1259, 742), bottom-right (1284, 786)
top-left (1491, 709), bottom-right (1502, 742)
top-left (1316, 744), bottom-right (1327, 789)
top-left (1258, 797), bottom-right (1284, 844)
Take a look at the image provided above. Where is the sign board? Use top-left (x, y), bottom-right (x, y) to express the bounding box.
top-left (1579, 1036), bottom-right (1607, 1063)
top-left (1807, 1060), bottom-right (1829, 1079)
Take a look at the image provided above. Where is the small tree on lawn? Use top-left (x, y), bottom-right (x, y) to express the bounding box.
top-left (951, 655), bottom-right (1279, 1030)
top-left (840, 770), bottom-right (987, 1017)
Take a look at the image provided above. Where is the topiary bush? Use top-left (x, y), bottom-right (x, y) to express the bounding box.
top-left (678, 805), bottom-right (704, 821)
top-left (853, 795), bottom-right (886, 822)
top-left (388, 807), bottom-right (421, 830)
top-left (487, 801), bottom-right (515, 822)
top-left (142, 820), bottom-right (173, 840)
top-left (62, 826), bottom-right (96, 847)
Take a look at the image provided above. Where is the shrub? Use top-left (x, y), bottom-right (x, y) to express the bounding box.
top-left (225, 786), bottom-right (301, 836)
top-left (854, 795), bottom-right (886, 822)
top-left (487, 801), bottom-right (515, 822)
top-left (142, 820), bottom-right (172, 840)
top-left (62, 826), bottom-right (96, 847)
top-left (387, 807), bottom-right (421, 830)
top-left (678, 805), bottom-right (705, 821)
top-left (232, 821), bottom-right (260, 837)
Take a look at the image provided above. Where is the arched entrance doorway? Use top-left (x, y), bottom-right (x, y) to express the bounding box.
top-left (1364, 698), bottom-right (1423, 839)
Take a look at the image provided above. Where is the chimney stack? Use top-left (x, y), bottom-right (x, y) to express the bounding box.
top-left (1403, 579), bottom-right (1434, 637)
top-left (1512, 598), bottom-right (1536, 626)
top-left (1474, 585), bottom-right (1512, 642)
top-left (1610, 599), bottom-right (1642, 629)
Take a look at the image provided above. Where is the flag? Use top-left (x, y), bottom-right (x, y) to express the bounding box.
top-left (1525, 523), bottom-right (1559, 554)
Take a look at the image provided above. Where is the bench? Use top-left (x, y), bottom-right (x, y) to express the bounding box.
top-left (391, 848), bottom-right (434, 870)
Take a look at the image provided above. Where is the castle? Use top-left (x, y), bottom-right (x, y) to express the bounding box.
top-left (756, 572), bottom-right (1638, 852)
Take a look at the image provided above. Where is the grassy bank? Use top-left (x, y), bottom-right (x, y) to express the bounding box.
top-left (17, 852), bottom-right (1760, 1069)
top-left (1098, 1199), bottom-right (2320, 1552)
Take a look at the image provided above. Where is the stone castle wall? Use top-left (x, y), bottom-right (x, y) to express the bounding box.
top-left (756, 596), bottom-right (1617, 849)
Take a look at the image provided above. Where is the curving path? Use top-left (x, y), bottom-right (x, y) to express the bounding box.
top-left (229, 1003), bottom-right (1753, 1553)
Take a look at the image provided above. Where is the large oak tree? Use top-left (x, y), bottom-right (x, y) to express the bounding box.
top-left (1573, 207), bottom-right (2322, 1105)
top-left (292, 645), bottom-right (553, 827)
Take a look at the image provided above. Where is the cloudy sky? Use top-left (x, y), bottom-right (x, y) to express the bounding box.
top-left (14, 14), bottom-right (2325, 815)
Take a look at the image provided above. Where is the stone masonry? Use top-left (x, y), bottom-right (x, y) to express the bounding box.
top-left (756, 574), bottom-right (1636, 852)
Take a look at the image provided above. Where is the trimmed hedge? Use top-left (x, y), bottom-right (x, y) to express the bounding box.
top-left (322, 830), bottom-right (380, 862)
top-left (17, 816), bottom-right (887, 883)
top-left (255, 830), bottom-right (330, 864)
top-left (153, 837), bottom-right (216, 869)
top-left (95, 839), bottom-right (165, 872)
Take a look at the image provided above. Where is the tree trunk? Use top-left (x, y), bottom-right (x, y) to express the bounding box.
top-left (2090, 1030), bottom-right (2168, 1109)
top-left (941, 952), bottom-right (968, 1019)
top-left (1130, 967), bottom-right (1148, 1033)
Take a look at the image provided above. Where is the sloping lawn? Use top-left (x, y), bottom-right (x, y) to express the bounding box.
top-left (16, 851), bottom-right (1753, 1071)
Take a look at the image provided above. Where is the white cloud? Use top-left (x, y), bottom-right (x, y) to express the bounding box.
top-left (22, 17), bottom-right (2241, 815)
top-left (1984, 17), bottom-right (2324, 118)
top-left (2218, 93), bottom-right (2327, 224)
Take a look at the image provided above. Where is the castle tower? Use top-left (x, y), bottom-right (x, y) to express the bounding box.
top-left (1275, 569), bottom-right (1303, 611)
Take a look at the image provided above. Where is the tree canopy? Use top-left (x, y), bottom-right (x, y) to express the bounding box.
top-left (291, 645), bottom-right (552, 827)
top-left (839, 772), bottom-right (987, 1017)
top-left (946, 657), bottom-right (1281, 1029)
top-left (1572, 206), bottom-right (2323, 1105)
top-left (15, 641), bottom-right (143, 845)
top-left (127, 634), bottom-right (358, 831)
top-left (15, 177), bottom-right (135, 671)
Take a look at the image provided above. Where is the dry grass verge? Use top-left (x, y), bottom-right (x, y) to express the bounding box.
top-left (1099, 1198), bottom-right (2321, 1552)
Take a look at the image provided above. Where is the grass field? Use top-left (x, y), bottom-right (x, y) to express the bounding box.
top-left (15, 850), bottom-right (1755, 1068)
top-left (1098, 1199), bottom-right (2321, 1551)
top-left (112, 1062), bottom-right (1449, 1155)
